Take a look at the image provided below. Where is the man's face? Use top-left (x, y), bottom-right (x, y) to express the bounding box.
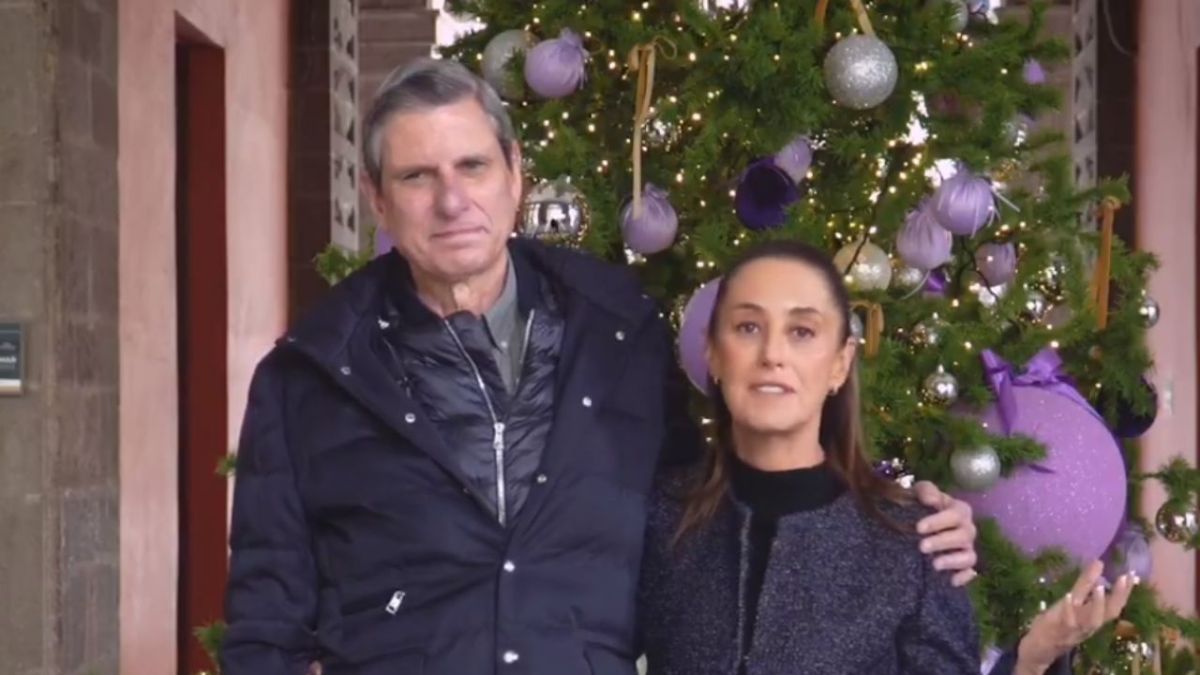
top-left (368, 98), bottom-right (523, 285)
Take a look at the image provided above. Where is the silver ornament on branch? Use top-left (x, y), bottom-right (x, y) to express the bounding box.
top-left (697, 0), bottom-right (752, 17)
top-left (922, 366), bottom-right (960, 406)
top-left (833, 239), bottom-right (892, 291)
top-left (1155, 501), bottom-right (1199, 543)
top-left (520, 178), bottom-right (589, 243)
top-left (893, 265), bottom-right (927, 292)
top-left (1021, 290), bottom-right (1050, 323)
top-left (1138, 295), bottom-right (1161, 327)
top-left (910, 316), bottom-right (946, 348)
top-left (643, 117), bottom-right (680, 149)
top-left (823, 35), bottom-right (899, 110)
top-left (481, 30), bottom-right (534, 99)
top-left (967, 271), bottom-right (1007, 310)
top-left (850, 312), bottom-right (865, 342)
top-left (927, 0), bottom-right (969, 32)
top-left (950, 445), bottom-right (1001, 491)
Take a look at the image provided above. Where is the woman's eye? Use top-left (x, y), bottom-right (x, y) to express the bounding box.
top-left (791, 326), bottom-right (815, 339)
top-left (734, 322), bottom-right (759, 334)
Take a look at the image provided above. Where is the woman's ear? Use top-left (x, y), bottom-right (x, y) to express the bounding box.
top-left (830, 336), bottom-right (857, 391)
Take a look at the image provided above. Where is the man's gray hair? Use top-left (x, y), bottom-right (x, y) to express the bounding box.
top-left (362, 57), bottom-right (518, 189)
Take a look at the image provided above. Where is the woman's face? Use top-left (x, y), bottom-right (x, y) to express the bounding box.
top-left (707, 257), bottom-right (856, 438)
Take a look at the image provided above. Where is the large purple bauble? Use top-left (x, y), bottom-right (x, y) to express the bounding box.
top-left (957, 386), bottom-right (1127, 564)
top-left (621, 183), bottom-right (678, 255)
top-left (932, 168), bottom-right (995, 236)
top-left (1101, 521), bottom-right (1152, 584)
top-left (734, 158), bottom-right (800, 231)
top-left (678, 278), bottom-right (722, 393)
top-left (524, 29), bottom-right (587, 99)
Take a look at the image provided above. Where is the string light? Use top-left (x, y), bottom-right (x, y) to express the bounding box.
top-left (688, 52), bottom-right (697, 62)
top-left (632, 10), bottom-right (642, 21)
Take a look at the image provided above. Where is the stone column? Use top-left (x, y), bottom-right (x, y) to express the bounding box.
top-left (0, 1), bottom-right (120, 673)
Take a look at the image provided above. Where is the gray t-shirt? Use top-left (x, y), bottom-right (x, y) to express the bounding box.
top-left (481, 259), bottom-right (526, 392)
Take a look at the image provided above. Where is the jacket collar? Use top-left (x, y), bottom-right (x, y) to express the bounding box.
top-left (282, 238), bottom-right (657, 367)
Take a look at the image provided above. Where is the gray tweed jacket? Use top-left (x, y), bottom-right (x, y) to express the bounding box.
top-left (638, 483), bottom-right (981, 675)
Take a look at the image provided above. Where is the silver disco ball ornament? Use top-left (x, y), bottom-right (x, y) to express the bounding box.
top-left (520, 178), bottom-right (589, 244)
top-left (922, 366), bottom-right (960, 406)
top-left (823, 35), bottom-right (899, 110)
top-left (1138, 295), bottom-right (1161, 327)
top-left (893, 265), bottom-right (927, 292)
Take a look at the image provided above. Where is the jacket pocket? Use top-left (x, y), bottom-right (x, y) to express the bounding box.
top-left (331, 572), bottom-right (428, 664)
top-left (582, 643), bottom-right (638, 675)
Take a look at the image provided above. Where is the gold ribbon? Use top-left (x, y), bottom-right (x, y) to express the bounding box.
top-left (1089, 197), bottom-right (1121, 329)
top-left (815, 0), bottom-right (876, 36)
top-left (850, 300), bottom-right (884, 358)
top-left (628, 38), bottom-right (676, 218)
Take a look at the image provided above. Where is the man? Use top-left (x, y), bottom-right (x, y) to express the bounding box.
top-left (220, 57), bottom-right (978, 674)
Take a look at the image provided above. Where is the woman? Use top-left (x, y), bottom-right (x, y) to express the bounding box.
top-left (638, 240), bottom-right (1135, 674)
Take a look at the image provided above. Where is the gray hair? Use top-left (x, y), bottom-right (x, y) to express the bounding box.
top-left (362, 57), bottom-right (518, 189)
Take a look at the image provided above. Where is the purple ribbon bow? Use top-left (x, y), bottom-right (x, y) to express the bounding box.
top-left (981, 347), bottom-right (1100, 436)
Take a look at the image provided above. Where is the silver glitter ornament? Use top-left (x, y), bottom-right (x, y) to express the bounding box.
top-left (894, 264), bottom-right (927, 291)
top-left (922, 366), bottom-right (959, 406)
top-left (1110, 635), bottom-right (1155, 674)
top-left (482, 30), bottom-right (534, 99)
top-left (698, 0), bottom-right (752, 17)
top-left (833, 239), bottom-right (892, 291)
top-left (1155, 501), bottom-right (1199, 543)
top-left (1138, 295), bottom-right (1160, 327)
top-left (1021, 290), bottom-right (1050, 323)
top-left (951, 445), bottom-right (1001, 491)
top-left (643, 117), bottom-right (680, 149)
top-left (521, 178), bottom-right (589, 243)
top-left (910, 316), bottom-right (946, 348)
top-left (927, 0), bottom-right (969, 32)
top-left (823, 35), bottom-right (899, 110)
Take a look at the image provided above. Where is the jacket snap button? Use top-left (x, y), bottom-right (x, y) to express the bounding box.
top-left (339, 366), bottom-right (351, 376)
top-left (502, 650), bottom-right (520, 664)
top-left (503, 560), bottom-right (516, 573)
top-left (404, 413), bottom-right (416, 424)
top-left (535, 473), bottom-right (548, 484)
top-left (615, 330), bottom-right (625, 341)
top-left (581, 396), bottom-right (593, 408)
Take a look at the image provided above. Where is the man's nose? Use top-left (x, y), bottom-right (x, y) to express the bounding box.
top-left (435, 176), bottom-right (470, 218)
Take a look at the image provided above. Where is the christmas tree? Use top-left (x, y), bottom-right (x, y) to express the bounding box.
top-left (408, 0), bottom-right (1200, 670)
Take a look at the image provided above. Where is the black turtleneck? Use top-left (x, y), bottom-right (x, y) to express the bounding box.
top-left (730, 455), bottom-right (847, 670)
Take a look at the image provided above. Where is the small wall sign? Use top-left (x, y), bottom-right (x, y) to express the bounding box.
top-left (0, 324), bottom-right (23, 395)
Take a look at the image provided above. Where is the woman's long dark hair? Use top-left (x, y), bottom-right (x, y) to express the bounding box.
top-left (674, 240), bottom-right (910, 544)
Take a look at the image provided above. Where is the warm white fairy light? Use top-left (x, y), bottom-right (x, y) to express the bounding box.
top-left (587, 123), bottom-right (596, 133)
top-left (689, 52), bottom-right (698, 62)
top-left (632, 10), bottom-right (642, 20)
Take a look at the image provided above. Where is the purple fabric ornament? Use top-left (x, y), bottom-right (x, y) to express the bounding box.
top-left (1102, 521), bottom-right (1152, 584)
top-left (896, 201), bottom-right (953, 270)
top-left (734, 158), bottom-right (800, 231)
top-left (956, 349), bottom-right (1126, 564)
top-left (1023, 59), bottom-right (1046, 85)
top-left (375, 227), bottom-right (395, 257)
top-left (523, 29), bottom-right (587, 99)
top-left (932, 168), bottom-right (996, 236)
top-left (678, 278), bottom-right (722, 393)
top-left (922, 268), bottom-right (950, 297)
top-left (774, 136), bottom-right (813, 184)
top-left (975, 242), bottom-right (1017, 285)
top-left (620, 183), bottom-right (678, 255)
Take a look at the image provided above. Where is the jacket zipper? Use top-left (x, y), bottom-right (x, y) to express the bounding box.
top-left (442, 309), bottom-right (536, 527)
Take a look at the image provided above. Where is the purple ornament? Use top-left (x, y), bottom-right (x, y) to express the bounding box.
top-left (374, 227), bottom-right (395, 256)
top-left (896, 201), bottom-right (953, 270)
top-left (922, 268), bottom-right (950, 297)
top-left (734, 158), bottom-right (800, 231)
top-left (620, 183), bottom-right (678, 255)
top-left (956, 349), bottom-right (1127, 564)
top-left (1023, 59), bottom-right (1046, 85)
top-left (678, 278), bottom-right (722, 393)
top-left (975, 242), bottom-right (1017, 285)
top-left (1102, 521), bottom-right (1152, 584)
top-left (774, 136), bottom-right (813, 184)
top-left (523, 29), bottom-right (587, 99)
top-left (931, 168), bottom-right (996, 236)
